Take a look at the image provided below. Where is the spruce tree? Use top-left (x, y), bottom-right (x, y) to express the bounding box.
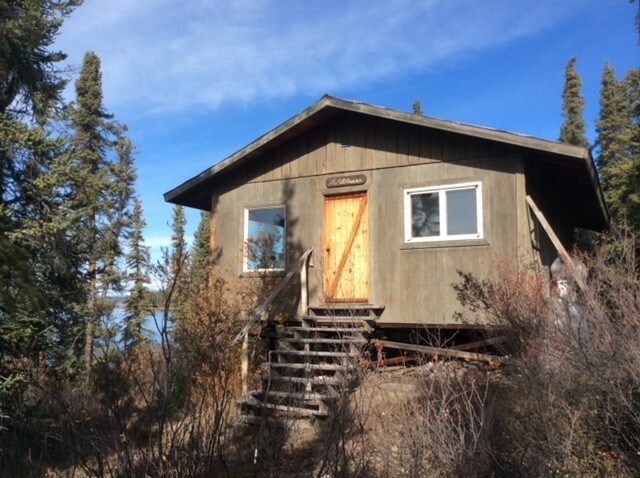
top-left (169, 205), bottom-right (189, 318)
top-left (0, 0), bottom-right (82, 120)
top-left (0, 0), bottom-right (85, 381)
top-left (0, 0), bottom-right (87, 436)
top-left (559, 57), bottom-right (589, 148)
top-left (595, 65), bottom-right (632, 205)
top-left (68, 52), bottom-right (136, 374)
top-left (412, 100), bottom-right (424, 116)
top-left (595, 65), bottom-right (640, 231)
top-left (615, 69), bottom-right (640, 228)
top-left (123, 197), bottom-right (150, 350)
top-left (191, 211), bottom-right (211, 286)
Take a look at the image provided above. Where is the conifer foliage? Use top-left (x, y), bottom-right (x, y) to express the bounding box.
top-left (0, 0), bottom-right (82, 120)
top-left (191, 211), bottom-right (211, 286)
top-left (595, 64), bottom-right (640, 231)
top-left (0, 0), bottom-right (85, 419)
top-left (559, 57), bottom-right (589, 148)
top-left (67, 51), bottom-right (137, 373)
top-left (124, 197), bottom-right (150, 350)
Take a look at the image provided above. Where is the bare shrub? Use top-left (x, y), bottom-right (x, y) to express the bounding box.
top-left (313, 376), bottom-right (378, 478)
top-left (455, 236), bottom-right (640, 477)
top-left (358, 364), bottom-right (493, 478)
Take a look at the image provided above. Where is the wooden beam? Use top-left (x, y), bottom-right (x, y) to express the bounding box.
top-left (526, 195), bottom-right (587, 292)
top-left (451, 336), bottom-right (506, 352)
top-left (360, 355), bottom-right (417, 369)
top-left (372, 339), bottom-right (507, 364)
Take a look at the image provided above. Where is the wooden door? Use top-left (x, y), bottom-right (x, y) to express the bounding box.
top-left (324, 192), bottom-right (369, 302)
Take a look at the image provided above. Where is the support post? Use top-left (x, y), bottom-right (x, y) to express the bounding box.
top-left (300, 253), bottom-right (309, 316)
top-left (241, 332), bottom-right (249, 396)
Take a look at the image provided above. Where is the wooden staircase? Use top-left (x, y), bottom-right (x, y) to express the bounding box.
top-left (239, 305), bottom-right (382, 427)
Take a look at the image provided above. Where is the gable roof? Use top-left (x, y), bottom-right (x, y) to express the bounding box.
top-left (164, 95), bottom-right (608, 231)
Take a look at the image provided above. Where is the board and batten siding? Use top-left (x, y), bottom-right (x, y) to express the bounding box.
top-left (209, 112), bottom-right (532, 325)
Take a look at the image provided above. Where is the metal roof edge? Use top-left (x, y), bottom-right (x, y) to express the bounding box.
top-left (325, 96), bottom-right (588, 159)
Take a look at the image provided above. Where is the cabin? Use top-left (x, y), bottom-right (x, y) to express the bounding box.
top-left (164, 96), bottom-right (608, 422)
top-left (165, 95), bottom-right (607, 328)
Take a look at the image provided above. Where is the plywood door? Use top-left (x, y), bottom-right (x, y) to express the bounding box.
top-left (324, 192), bottom-right (369, 302)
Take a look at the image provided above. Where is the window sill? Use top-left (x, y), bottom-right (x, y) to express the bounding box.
top-left (400, 239), bottom-right (490, 251)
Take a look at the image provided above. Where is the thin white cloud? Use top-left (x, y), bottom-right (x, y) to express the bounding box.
top-left (55, 0), bottom-right (582, 116)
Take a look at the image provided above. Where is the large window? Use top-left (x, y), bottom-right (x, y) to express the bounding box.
top-left (404, 182), bottom-right (483, 243)
top-left (244, 206), bottom-right (286, 271)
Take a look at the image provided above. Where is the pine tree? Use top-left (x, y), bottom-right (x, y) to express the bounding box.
top-left (595, 65), bottom-right (632, 204)
top-left (559, 57), bottom-right (589, 148)
top-left (123, 197), bottom-right (150, 350)
top-left (169, 205), bottom-right (189, 317)
top-left (171, 205), bottom-right (187, 273)
top-left (68, 52), bottom-right (136, 374)
top-left (0, 1), bottom-right (87, 435)
top-left (0, 0), bottom-right (82, 120)
top-left (614, 69), bottom-right (640, 228)
top-left (595, 65), bottom-right (640, 231)
top-left (0, 0), bottom-right (85, 383)
top-left (191, 211), bottom-right (211, 286)
top-left (1, 1), bottom-right (82, 324)
top-left (412, 100), bottom-right (424, 116)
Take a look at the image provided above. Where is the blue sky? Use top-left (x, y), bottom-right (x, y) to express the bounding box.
top-left (53, 0), bottom-right (638, 261)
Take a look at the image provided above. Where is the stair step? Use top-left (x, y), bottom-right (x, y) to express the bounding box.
top-left (270, 350), bottom-right (359, 358)
top-left (309, 304), bottom-right (384, 312)
top-left (278, 337), bottom-right (367, 345)
top-left (264, 362), bottom-right (352, 372)
top-left (297, 315), bottom-right (375, 322)
top-left (239, 399), bottom-right (329, 417)
top-left (296, 317), bottom-right (374, 331)
top-left (238, 414), bottom-right (314, 429)
top-left (250, 389), bottom-right (338, 401)
top-left (284, 326), bottom-right (369, 334)
top-left (261, 375), bottom-right (344, 386)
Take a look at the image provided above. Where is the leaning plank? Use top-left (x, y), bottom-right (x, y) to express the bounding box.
top-left (450, 336), bottom-right (506, 352)
top-left (526, 195), bottom-right (587, 293)
top-left (372, 339), bottom-right (507, 364)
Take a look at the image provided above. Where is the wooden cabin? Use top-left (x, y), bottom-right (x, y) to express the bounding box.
top-left (165, 95), bottom-right (607, 330)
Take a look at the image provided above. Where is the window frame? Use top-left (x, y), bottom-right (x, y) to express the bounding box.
top-left (243, 205), bottom-right (287, 272)
top-left (403, 181), bottom-right (483, 243)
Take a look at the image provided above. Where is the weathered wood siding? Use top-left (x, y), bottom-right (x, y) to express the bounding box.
top-left (210, 112), bottom-right (532, 325)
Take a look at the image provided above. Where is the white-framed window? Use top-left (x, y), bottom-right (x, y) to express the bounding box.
top-left (244, 206), bottom-right (286, 271)
top-left (404, 182), bottom-right (483, 243)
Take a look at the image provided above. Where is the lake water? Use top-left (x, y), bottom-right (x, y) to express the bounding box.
top-left (109, 309), bottom-right (171, 345)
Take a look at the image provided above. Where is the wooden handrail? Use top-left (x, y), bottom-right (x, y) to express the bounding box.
top-left (234, 248), bottom-right (314, 344)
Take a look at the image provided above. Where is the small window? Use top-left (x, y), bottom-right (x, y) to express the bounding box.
top-left (244, 206), bottom-right (286, 271)
top-left (404, 182), bottom-right (482, 243)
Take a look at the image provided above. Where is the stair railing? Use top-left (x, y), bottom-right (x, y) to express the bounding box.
top-left (234, 248), bottom-right (313, 394)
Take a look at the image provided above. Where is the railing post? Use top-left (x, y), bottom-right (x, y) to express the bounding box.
top-left (241, 330), bottom-right (249, 396)
top-left (234, 249), bottom-right (313, 397)
top-left (300, 253), bottom-right (309, 316)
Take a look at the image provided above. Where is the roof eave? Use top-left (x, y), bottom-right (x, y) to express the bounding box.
top-left (164, 96), bottom-right (610, 229)
top-left (164, 96), bottom-right (338, 206)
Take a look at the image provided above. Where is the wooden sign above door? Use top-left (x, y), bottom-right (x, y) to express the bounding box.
top-left (326, 174), bottom-right (367, 188)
